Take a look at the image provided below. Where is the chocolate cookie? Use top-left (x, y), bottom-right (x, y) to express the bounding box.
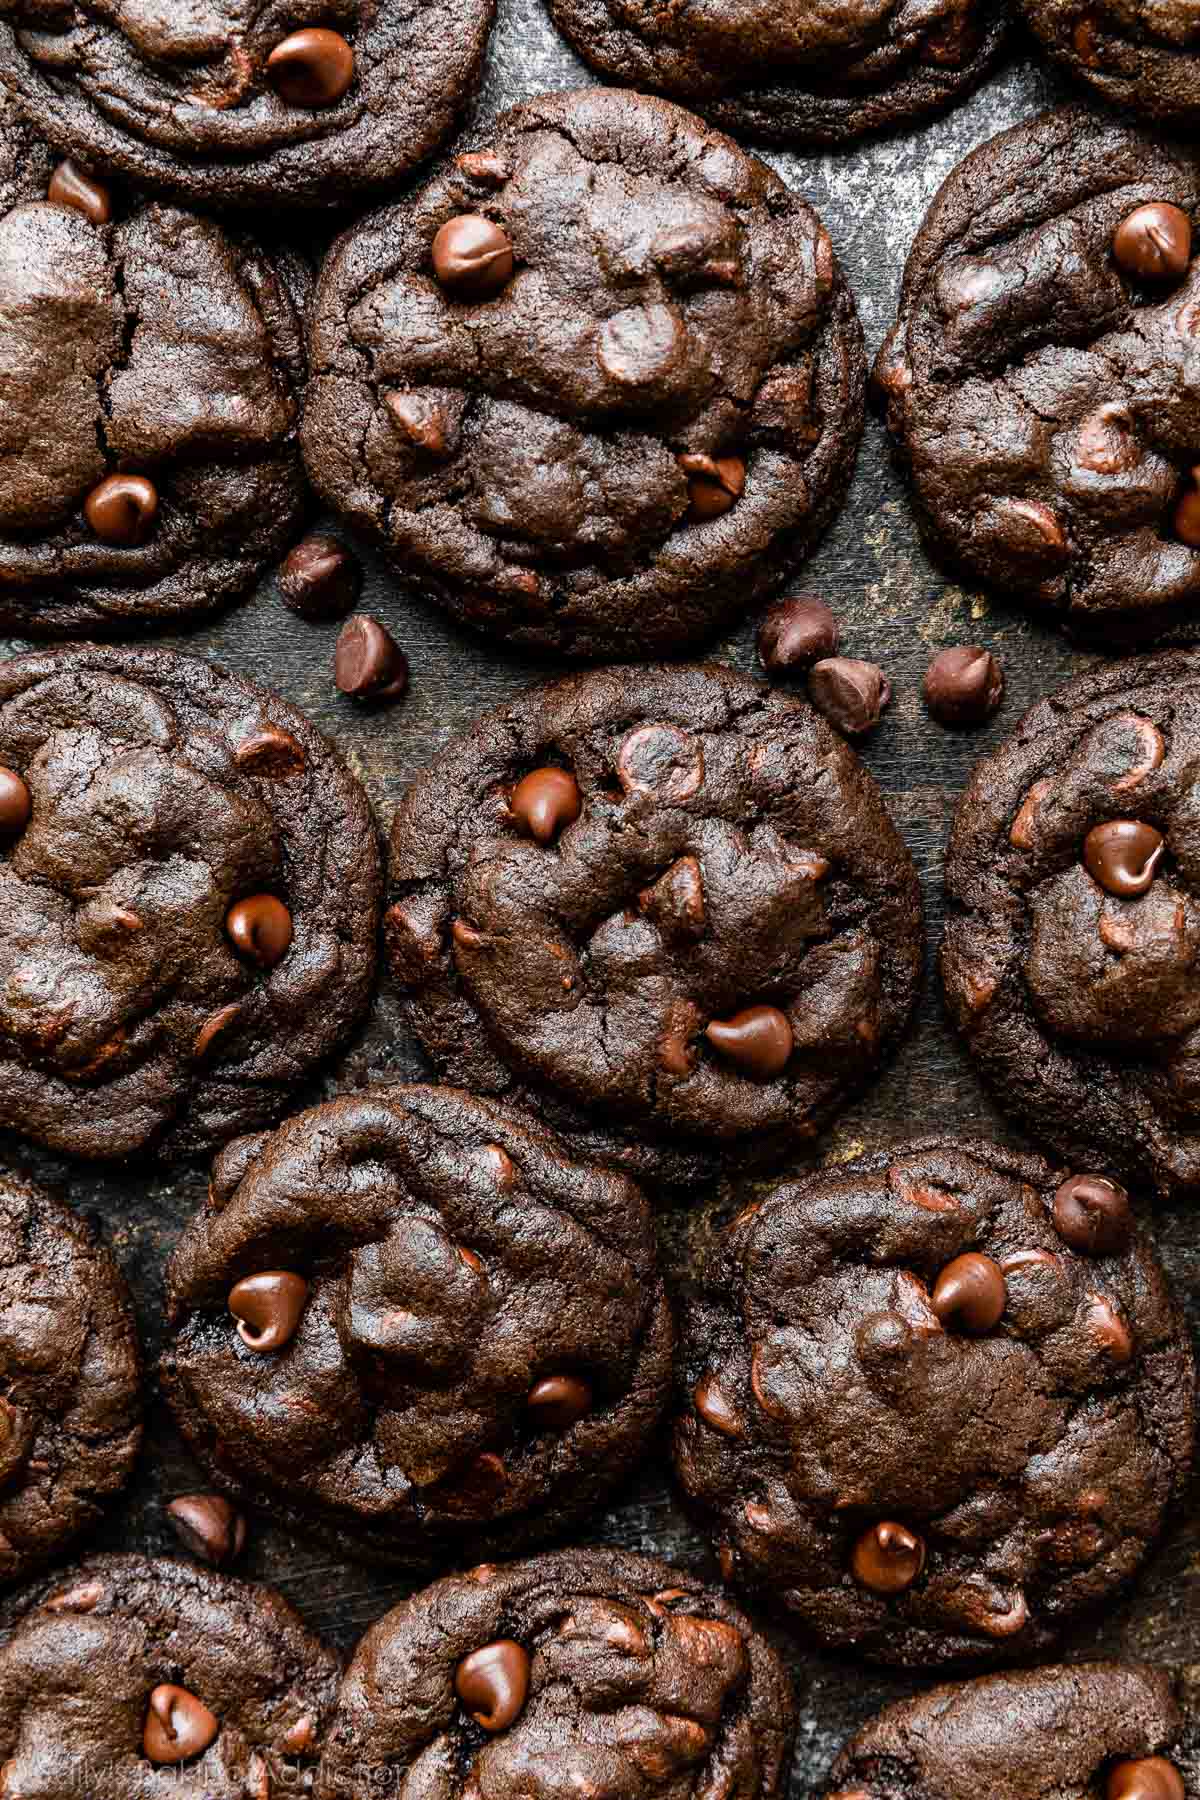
top-left (0, 1170), bottom-right (141, 1582)
top-left (674, 1139), bottom-right (1194, 1667)
top-left (386, 664), bottom-right (923, 1189)
top-left (0, 645), bottom-right (380, 1163)
top-left (545, 0), bottom-right (1007, 149)
top-left (1019, 0), bottom-right (1200, 129)
top-left (161, 1084), bottom-right (673, 1566)
top-left (304, 86), bottom-right (864, 660)
top-left (943, 650), bottom-right (1200, 1202)
top-left (875, 108), bottom-right (1200, 644)
top-left (0, 1554), bottom-right (340, 1795)
top-left (0, 3), bottom-right (494, 212)
top-left (0, 124), bottom-right (310, 636)
top-left (817, 1661), bottom-right (1199, 1798)
top-left (318, 1548), bottom-right (794, 1800)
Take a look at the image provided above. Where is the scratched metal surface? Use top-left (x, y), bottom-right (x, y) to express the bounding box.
top-left (1, 14), bottom-right (1197, 1794)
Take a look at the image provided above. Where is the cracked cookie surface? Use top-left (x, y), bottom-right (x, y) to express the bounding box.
top-left (0, 644), bottom-right (379, 1163)
top-left (674, 1139), bottom-right (1194, 1667)
top-left (385, 663), bottom-right (923, 1189)
top-left (1019, 0), bottom-right (1200, 129)
top-left (304, 86), bottom-right (864, 660)
top-left (875, 108), bottom-right (1200, 644)
top-left (161, 1084), bottom-right (673, 1566)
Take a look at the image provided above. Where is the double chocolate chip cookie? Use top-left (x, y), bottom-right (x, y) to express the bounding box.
top-left (0, 3), bottom-right (495, 211)
top-left (675, 1139), bottom-right (1194, 1667)
top-left (386, 664), bottom-right (923, 1189)
top-left (1020, 0), bottom-right (1200, 130)
top-left (944, 651), bottom-right (1200, 1203)
top-left (818, 1661), bottom-right (1198, 1798)
top-left (305, 86), bottom-right (864, 660)
top-left (546, 0), bottom-right (1007, 149)
top-left (319, 1549), bottom-right (794, 1800)
top-left (0, 645), bottom-right (380, 1163)
top-left (0, 1554), bottom-right (340, 1796)
top-left (161, 1085), bottom-right (673, 1566)
top-left (0, 97), bottom-right (310, 636)
top-left (0, 1170), bottom-right (141, 1583)
top-left (876, 108), bottom-right (1200, 643)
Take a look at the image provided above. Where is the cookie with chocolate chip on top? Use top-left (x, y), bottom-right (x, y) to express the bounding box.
top-left (318, 1548), bottom-right (794, 1800)
top-left (674, 1138), bottom-right (1194, 1667)
top-left (304, 85), bottom-right (864, 660)
top-left (160, 1084), bottom-right (673, 1566)
top-left (385, 663), bottom-right (922, 1189)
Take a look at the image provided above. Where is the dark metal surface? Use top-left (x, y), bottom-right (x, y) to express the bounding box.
top-left (2, 16), bottom-right (1197, 1794)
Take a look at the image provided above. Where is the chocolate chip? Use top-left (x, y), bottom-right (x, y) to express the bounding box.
top-left (228, 1272), bottom-right (308, 1353)
top-left (432, 215), bottom-right (514, 300)
top-left (526, 1375), bottom-right (593, 1430)
top-left (265, 28), bottom-right (355, 108)
top-left (335, 615), bottom-right (409, 703)
top-left (143, 1685), bottom-right (220, 1765)
top-left (808, 658), bottom-right (891, 736)
top-left (454, 1640), bottom-right (531, 1733)
top-left (1053, 1174), bottom-right (1132, 1255)
top-left (694, 1372), bottom-right (744, 1437)
top-left (0, 769), bottom-right (31, 835)
top-left (192, 1003), bottom-right (243, 1064)
top-left (278, 535), bottom-right (361, 620)
top-left (851, 1521), bottom-right (926, 1594)
top-left (225, 895), bottom-right (293, 968)
top-left (678, 452), bottom-right (746, 522)
top-left (617, 723), bottom-right (705, 799)
top-left (233, 726), bottom-right (306, 778)
top-left (856, 1310), bottom-right (914, 1367)
top-left (509, 767), bottom-right (581, 845)
top-left (1173, 466), bottom-right (1200, 545)
top-left (705, 1005), bottom-right (793, 1079)
top-left (1112, 203), bottom-right (1192, 282)
top-left (1083, 820), bottom-right (1164, 897)
top-left (923, 646), bottom-right (1004, 726)
top-left (639, 855), bottom-right (706, 940)
top-left (47, 159), bottom-right (111, 226)
top-left (385, 390), bottom-right (450, 456)
top-left (166, 1494), bottom-right (247, 1567)
top-left (930, 1252), bottom-right (1007, 1333)
top-left (757, 596), bottom-right (840, 674)
top-left (457, 150), bottom-right (511, 188)
top-left (84, 474), bottom-right (157, 546)
top-left (1107, 1757), bottom-right (1186, 1800)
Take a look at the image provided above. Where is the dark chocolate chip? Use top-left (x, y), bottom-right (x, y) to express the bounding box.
top-left (808, 658), bottom-right (891, 736)
top-left (265, 28), bottom-right (355, 108)
top-left (851, 1521), bottom-right (926, 1594)
top-left (1112, 204), bottom-right (1192, 282)
top-left (705, 1005), bottom-right (793, 1078)
top-left (143, 1685), bottom-right (219, 1765)
top-left (678, 452), bottom-right (746, 522)
top-left (0, 769), bottom-right (31, 835)
top-left (930, 1252), bottom-right (1006, 1333)
top-left (757, 596), bottom-right (840, 674)
top-left (335, 615), bottom-right (409, 703)
top-left (166, 1494), bottom-right (247, 1568)
top-left (923, 646), bottom-right (1004, 726)
top-left (84, 474), bottom-right (157, 547)
top-left (454, 1640), bottom-right (531, 1733)
top-left (278, 535), bottom-right (362, 620)
top-left (1107, 1758), bottom-right (1186, 1800)
top-left (47, 159), bottom-right (111, 226)
top-left (225, 895), bottom-right (293, 968)
top-left (509, 768), bottom-right (581, 845)
top-left (385, 391), bottom-right (450, 456)
top-left (1052, 1174), bottom-right (1132, 1255)
top-left (432, 215), bottom-right (514, 300)
top-left (1083, 820), bottom-right (1164, 897)
top-left (1173, 467), bottom-right (1200, 545)
top-left (228, 1272), bottom-right (308, 1353)
top-left (527, 1375), bottom-right (593, 1430)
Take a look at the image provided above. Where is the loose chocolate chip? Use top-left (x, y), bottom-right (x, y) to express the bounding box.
top-left (851, 1521), bottom-right (926, 1594)
top-left (84, 474), bottom-right (158, 547)
top-left (923, 645), bottom-right (1004, 726)
top-left (385, 390), bottom-right (449, 456)
top-left (1107, 1757), bottom-right (1186, 1800)
top-left (335, 615), bottom-right (409, 703)
top-left (228, 1272), bottom-right (308, 1353)
top-left (930, 1252), bottom-right (1007, 1333)
top-left (705, 1005), bottom-right (793, 1078)
top-left (509, 767), bottom-right (581, 845)
top-left (1112, 204), bottom-right (1192, 282)
top-left (454, 1640), bottom-right (531, 1733)
top-left (1053, 1174), bottom-right (1132, 1255)
top-left (432, 215), bottom-right (514, 300)
top-left (225, 895), bottom-right (293, 968)
top-left (757, 595), bottom-right (840, 674)
top-left (808, 658), bottom-right (891, 736)
top-left (678, 452), bottom-right (746, 522)
top-left (1083, 820), bottom-right (1164, 897)
top-left (265, 28), bottom-right (355, 108)
top-left (166, 1494), bottom-right (247, 1567)
top-left (1173, 467), bottom-right (1200, 545)
top-left (278, 535), bottom-right (361, 620)
top-left (47, 159), bottom-right (111, 226)
top-left (143, 1684), bottom-right (220, 1765)
top-left (527, 1375), bottom-right (593, 1430)
top-left (0, 769), bottom-right (31, 835)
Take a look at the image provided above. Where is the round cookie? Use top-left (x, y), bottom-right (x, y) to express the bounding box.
top-left (944, 651), bottom-right (1200, 1201)
top-left (0, 122), bottom-right (310, 636)
top-left (318, 1548), bottom-right (794, 1800)
top-left (385, 663), bottom-right (923, 1189)
top-left (817, 1661), bottom-right (1199, 1798)
top-left (674, 1139), bottom-right (1194, 1667)
top-left (0, 644), bottom-right (380, 1163)
top-left (160, 1084), bottom-right (674, 1567)
top-left (1019, 0), bottom-right (1200, 130)
top-left (875, 108), bottom-right (1200, 644)
top-left (546, 0), bottom-right (1007, 149)
top-left (0, 2), bottom-right (495, 212)
top-left (304, 86), bottom-right (864, 661)
top-left (0, 1169), bottom-right (141, 1583)
top-left (0, 1554), bottom-right (340, 1796)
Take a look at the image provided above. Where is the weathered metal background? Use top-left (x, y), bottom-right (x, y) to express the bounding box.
top-left (1, 14), bottom-right (1196, 1792)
